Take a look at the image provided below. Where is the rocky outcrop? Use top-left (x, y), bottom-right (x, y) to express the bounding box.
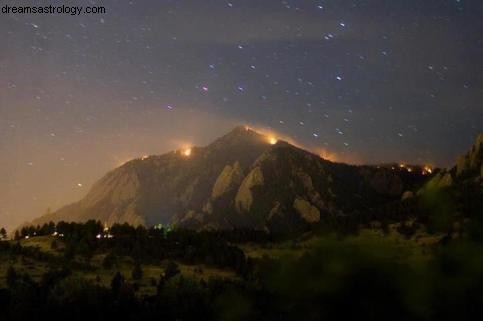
top-left (235, 166), bottom-right (264, 213)
top-left (419, 134), bottom-right (482, 197)
top-left (211, 162), bottom-right (244, 199)
top-left (367, 170), bottom-right (403, 196)
top-left (82, 167), bottom-right (141, 207)
top-left (456, 134), bottom-right (483, 178)
top-left (401, 191), bottom-right (414, 200)
top-left (419, 169), bottom-right (453, 194)
top-left (296, 171), bottom-right (314, 191)
top-left (293, 197), bottom-right (320, 223)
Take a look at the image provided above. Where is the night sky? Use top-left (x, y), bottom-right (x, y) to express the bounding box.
top-left (1, 0), bottom-right (482, 229)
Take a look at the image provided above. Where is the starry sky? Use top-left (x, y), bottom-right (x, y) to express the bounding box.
top-left (1, 0), bottom-right (483, 229)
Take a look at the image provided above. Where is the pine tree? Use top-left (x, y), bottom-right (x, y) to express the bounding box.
top-left (0, 227), bottom-right (6, 239)
top-left (111, 271), bottom-right (124, 294)
top-left (6, 266), bottom-right (18, 288)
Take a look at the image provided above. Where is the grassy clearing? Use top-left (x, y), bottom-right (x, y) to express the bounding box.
top-left (240, 226), bottom-right (443, 267)
top-left (19, 236), bottom-right (58, 253)
top-left (1, 228), bottom-right (441, 291)
top-left (0, 253), bottom-right (50, 286)
top-left (1, 236), bottom-right (239, 294)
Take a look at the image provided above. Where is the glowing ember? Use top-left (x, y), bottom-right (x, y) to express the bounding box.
top-left (316, 149), bottom-right (338, 162)
top-left (183, 148), bottom-right (192, 157)
top-left (268, 137), bottom-right (278, 145)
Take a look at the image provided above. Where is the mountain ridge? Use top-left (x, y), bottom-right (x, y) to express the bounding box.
top-left (29, 126), bottom-right (436, 232)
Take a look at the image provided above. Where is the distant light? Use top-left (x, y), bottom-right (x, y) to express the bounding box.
top-left (77, 183), bottom-right (83, 187)
top-left (183, 148), bottom-right (192, 157)
top-left (96, 234), bottom-right (102, 239)
top-left (423, 166), bottom-right (433, 175)
top-left (268, 137), bottom-right (278, 145)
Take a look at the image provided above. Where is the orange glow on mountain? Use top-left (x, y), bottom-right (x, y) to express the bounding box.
top-left (244, 125), bottom-right (293, 146)
top-left (183, 148), bottom-right (192, 157)
top-left (268, 137), bottom-right (278, 145)
top-left (315, 148), bottom-right (338, 162)
top-left (245, 124), bottom-right (340, 162)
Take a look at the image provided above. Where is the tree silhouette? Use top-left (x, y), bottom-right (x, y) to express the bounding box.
top-left (132, 261), bottom-right (143, 280)
top-left (0, 227), bottom-right (6, 239)
top-left (163, 260), bottom-right (180, 280)
top-left (6, 266), bottom-right (18, 288)
top-left (111, 271), bottom-right (125, 295)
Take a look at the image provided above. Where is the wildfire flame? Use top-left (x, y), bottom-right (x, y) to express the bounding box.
top-left (183, 148), bottom-right (192, 157)
top-left (269, 137), bottom-right (278, 145)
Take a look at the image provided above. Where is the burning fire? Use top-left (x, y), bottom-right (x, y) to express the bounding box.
top-left (268, 136), bottom-right (278, 145)
top-left (245, 124), bottom-right (342, 162)
top-left (182, 148), bottom-right (192, 157)
top-left (316, 148), bottom-right (338, 162)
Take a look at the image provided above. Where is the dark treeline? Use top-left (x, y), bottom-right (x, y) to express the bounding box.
top-left (2, 234), bottom-right (483, 320)
top-left (13, 221), bottom-right (256, 274)
top-left (0, 263), bottom-right (242, 321)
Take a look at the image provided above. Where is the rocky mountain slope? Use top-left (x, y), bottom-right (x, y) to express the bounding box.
top-left (30, 126), bottom-right (430, 232)
top-left (424, 134), bottom-right (483, 190)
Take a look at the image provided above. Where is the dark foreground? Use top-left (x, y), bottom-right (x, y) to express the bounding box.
top-left (1, 216), bottom-right (483, 321)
